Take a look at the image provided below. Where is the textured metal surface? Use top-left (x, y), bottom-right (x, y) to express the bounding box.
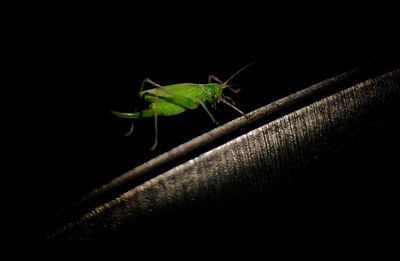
top-left (34, 68), bottom-right (400, 253)
top-left (60, 65), bottom-right (369, 219)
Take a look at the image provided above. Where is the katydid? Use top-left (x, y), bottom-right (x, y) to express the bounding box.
top-left (111, 62), bottom-right (255, 150)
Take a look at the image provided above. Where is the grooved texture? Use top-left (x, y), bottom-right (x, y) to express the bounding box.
top-left (37, 69), bottom-right (400, 251)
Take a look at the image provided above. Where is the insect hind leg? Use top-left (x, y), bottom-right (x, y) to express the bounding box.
top-left (141, 78), bottom-right (163, 90)
top-left (139, 78), bottom-right (164, 150)
top-left (124, 78), bottom-right (159, 137)
top-left (150, 93), bottom-right (159, 150)
top-left (123, 78), bottom-right (162, 143)
top-left (142, 78), bottom-right (177, 97)
top-left (124, 122), bottom-right (135, 136)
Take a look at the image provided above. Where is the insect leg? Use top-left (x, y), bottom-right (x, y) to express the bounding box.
top-left (141, 78), bottom-right (163, 90)
top-left (141, 78), bottom-right (174, 150)
top-left (208, 75), bottom-right (241, 93)
top-left (198, 101), bottom-right (219, 125)
top-left (227, 86), bottom-right (241, 94)
top-left (124, 122), bottom-right (135, 136)
top-left (222, 95), bottom-right (236, 105)
top-left (125, 78), bottom-right (166, 137)
top-left (124, 78), bottom-right (157, 136)
top-left (220, 97), bottom-right (246, 116)
top-left (150, 91), bottom-right (159, 151)
top-left (142, 78), bottom-right (177, 97)
top-left (208, 75), bottom-right (224, 83)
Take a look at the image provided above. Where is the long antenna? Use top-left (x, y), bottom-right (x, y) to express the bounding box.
top-left (224, 60), bottom-right (259, 85)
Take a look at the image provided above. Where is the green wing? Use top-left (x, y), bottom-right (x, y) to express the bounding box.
top-left (140, 83), bottom-right (205, 110)
top-left (145, 83), bottom-right (204, 97)
top-left (141, 83), bottom-right (206, 99)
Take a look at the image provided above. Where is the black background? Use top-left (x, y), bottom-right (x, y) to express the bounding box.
top-left (8, 7), bottom-right (399, 253)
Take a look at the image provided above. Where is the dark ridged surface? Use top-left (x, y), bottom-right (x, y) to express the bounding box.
top-left (33, 69), bottom-right (400, 254)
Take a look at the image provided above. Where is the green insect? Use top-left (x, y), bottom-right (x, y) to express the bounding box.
top-left (111, 62), bottom-right (255, 150)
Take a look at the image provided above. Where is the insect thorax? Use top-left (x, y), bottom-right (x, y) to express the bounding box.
top-left (203, 83), bottom-right (223, 104)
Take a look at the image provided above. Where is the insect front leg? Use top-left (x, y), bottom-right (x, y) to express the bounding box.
top-left (227, 86), bottom-right (241, 94)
